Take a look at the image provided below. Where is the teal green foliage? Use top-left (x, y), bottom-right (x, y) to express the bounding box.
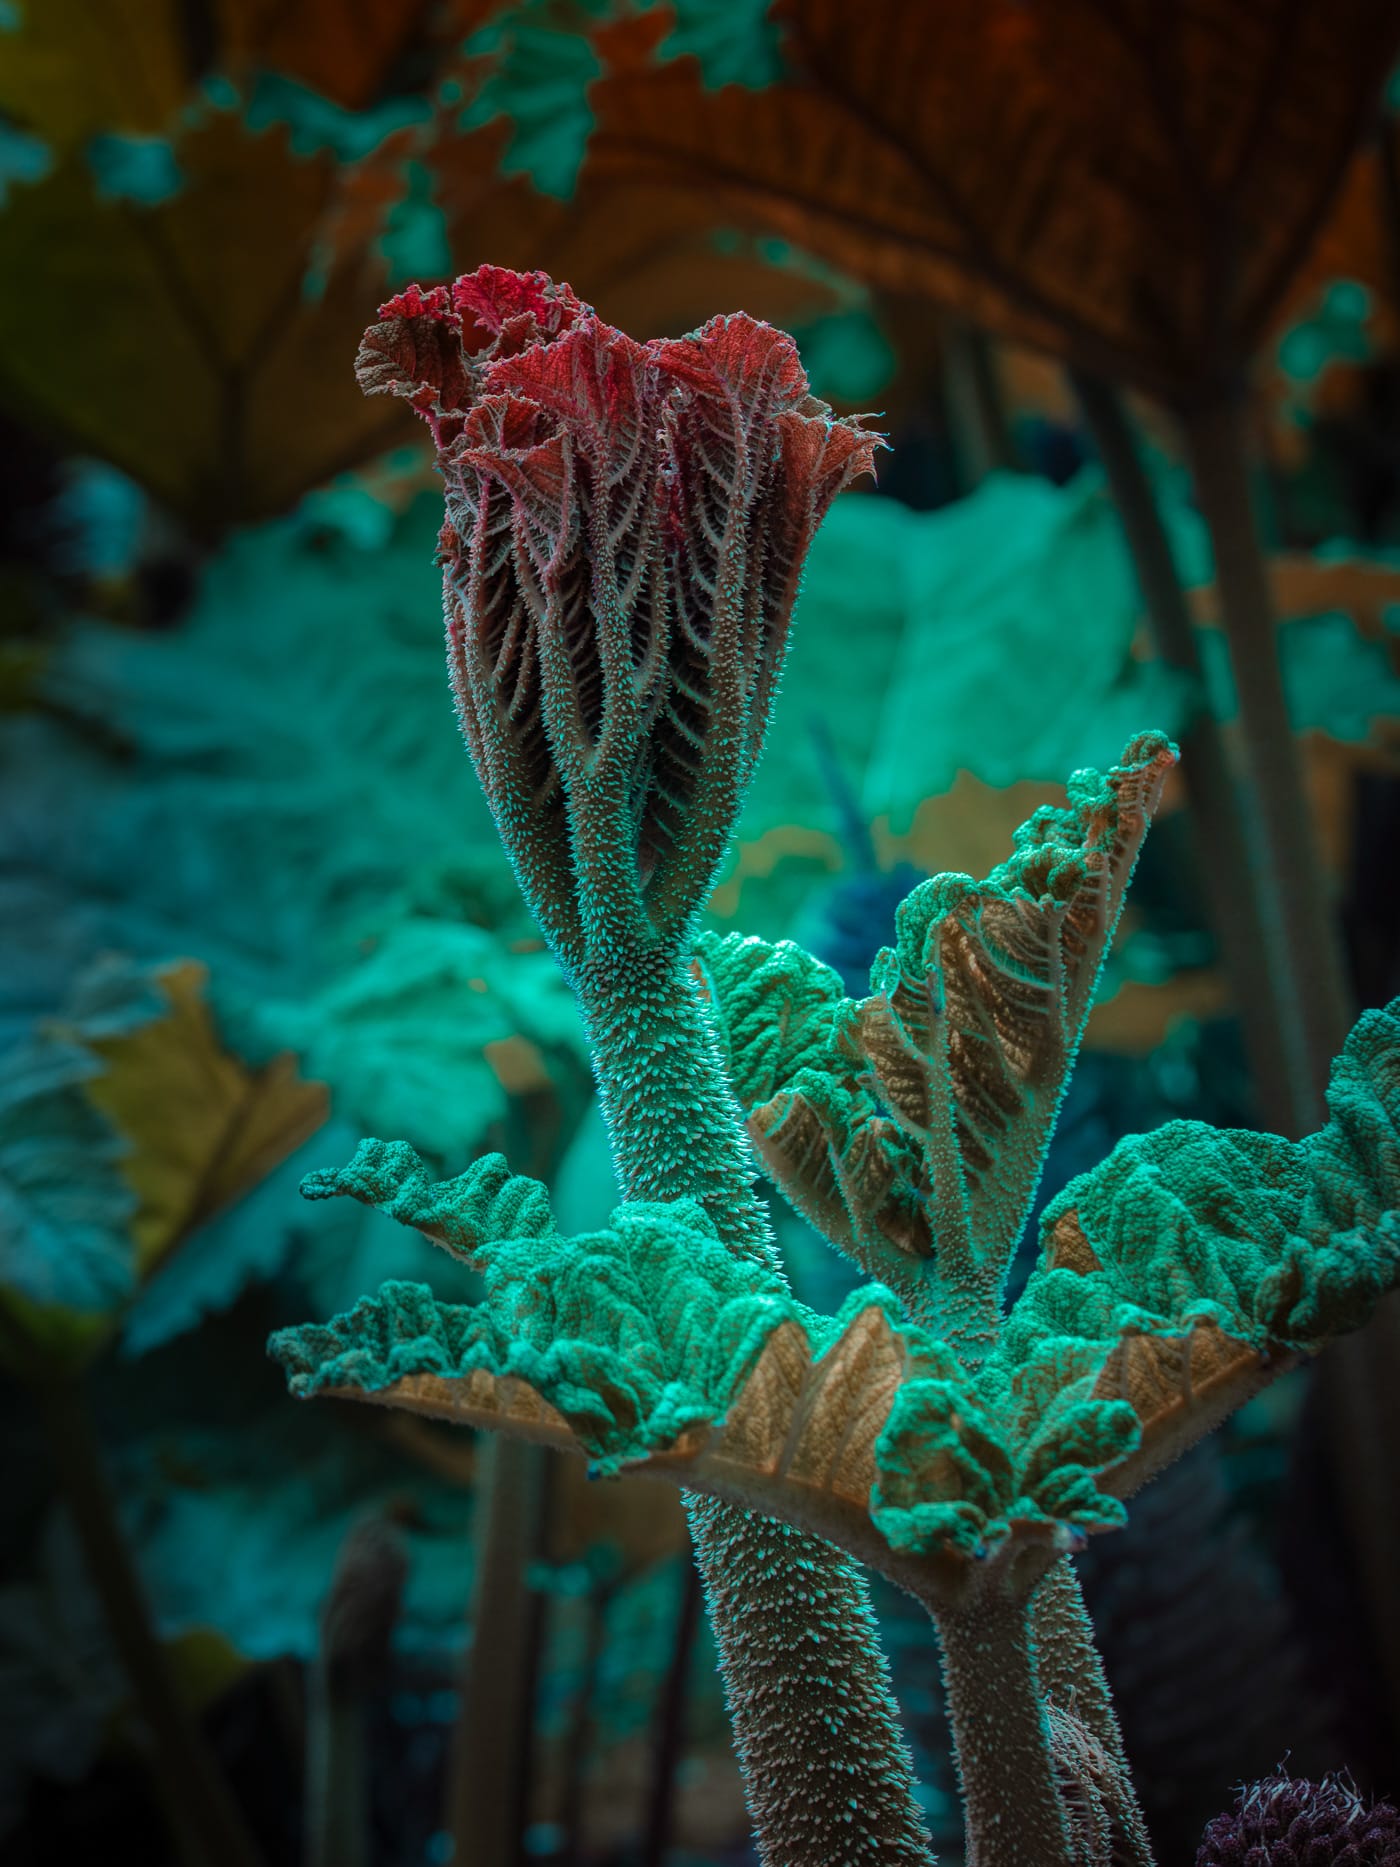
top-left (1200, 608), bottom-right (1400, 742)
top-left (694, 930), bottom-right (847, 1110)
top-left (871, 1377), bottom-right (1137, 1557)
top-left (272, 1139), bottom-right (1149, 1561)
top-left (736, 471), bottom-right (1399, 868)
top-left (794, 306), bottom-right (897, 405)
top-left (278, 1139), bottom-right (806, 1473)
top-left (457, 2), bottom-right (604, 199)
top-left (651, 0), bottom-right (786, 87)
top-left (1009, 999), bottom-right (1400, 1367)
top-left (1274, 279), bottom-right (1375, 434)
top-left (380, 157), bottom-right (451, 285)
top-left (0, 119), bottom-right (50, 203)
top-left (0, 1039), bottom-right (133, 1317)
top-left (16, 498), bottom-right (488, 1011)
top-left (117, 1122), bottom-right (361, 1359)
top-left (875, 982), bottom-right (1400, 1555)
top-left (0, 962), bottom-right (165, 1319)
top-left (706, 735), bottom-right (1177, 1309)
top-left (119, 1412), bottom-right (477, 1659)
top-left (86, 133), bottom-right (183, 203)
top-left (245, 73), bottom-right (428, 162)
top-left (300, 1137), bottom-right (558, 1257)
top-left (744, 472), bottom-right (1192, 845)
top-left (2, 500), bottom-right (587, 1348)
top-left (255, 915), bottom-right (581, 1171)
top-left (455, 0), bottom-right (784, 203)
top-left (272, 715), bottom-right (1400, 1575)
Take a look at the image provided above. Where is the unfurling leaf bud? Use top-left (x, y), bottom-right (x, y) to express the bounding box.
top-left (357, 266), bottom-right (881, 970)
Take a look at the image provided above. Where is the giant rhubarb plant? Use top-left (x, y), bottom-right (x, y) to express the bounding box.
top-left (271, 267), bottom-right (1400, 1867)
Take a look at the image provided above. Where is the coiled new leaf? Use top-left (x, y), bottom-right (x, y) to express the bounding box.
top-left (698, 734), bottom-right (1178, 1339)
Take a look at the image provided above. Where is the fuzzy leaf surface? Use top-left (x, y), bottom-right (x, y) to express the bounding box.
top-left (272, 1140), bottom-right (1162, 1595)
top-left (1004, 995), bottom-right (1400, 1494)
top-left (700, 735), bottom-right (1178, 1318)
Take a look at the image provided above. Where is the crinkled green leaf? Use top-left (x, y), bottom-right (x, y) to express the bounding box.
top-left (2, 502), bottom-right (585, 1253)
top-left (871, 1378), bottom-right (1136, 1559)
top-left (0, 1036), bottom-right (134, 1319)
top-left (277, 1141), bottom-right (798, 1473)
top-left (0, 960), bottom-right (172, 1365)
top-left (701, 735), bottom-right (1177, 1311)
top-left (997, 996), bottom-right (1400, 1490)
top-left (6, 499), bottom-right (489, 1020)
top-left (271, 1141), bottom-right (1149, 1578)
top-left (692, 930), bottom-right (847, 1110)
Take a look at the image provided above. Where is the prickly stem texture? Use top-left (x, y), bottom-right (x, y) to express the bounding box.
top-left (688, 1494), bottom-right (937, 1864)
top-left (577, 946), bottom-right (777, 1273)
top-left (582, 953), bottom-right (935, 1866)
top-left (935, 1588), bottom-right (1073, 1867)
top-left (1029, 1562), bottom-right (1123, 1767)
top-left (1031, 1561), bottom-right (1154, 1864)
top-left (349, 265), bottom-right (925, 1862)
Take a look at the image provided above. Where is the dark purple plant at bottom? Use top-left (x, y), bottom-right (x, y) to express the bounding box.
top-left (1197, 1773), bottom-right (1400, 1866)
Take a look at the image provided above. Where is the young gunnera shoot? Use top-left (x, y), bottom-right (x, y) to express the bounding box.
top-left (270, 267), bottom-right (1400, 1867)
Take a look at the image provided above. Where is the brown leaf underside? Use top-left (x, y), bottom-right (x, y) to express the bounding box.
top-left (589, 0), bottom-right (1400, 399)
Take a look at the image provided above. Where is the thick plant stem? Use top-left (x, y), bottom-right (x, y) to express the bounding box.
top-left (448, 1435), bottom-right (551, 1867)
top-left (1031, 1562), bottom-right (1155, 1866)
top-left (934, 1588), bottom-right (1071, 1867)
top-left (641, 1554), bottom-right (703, 1867)
top-left (1071, 369), bottom-right (1297, 1136)
top-left (580, 944), bottom-right (935, 1867)
top-left (940, 315), bottom-right (1018, 488)
top-left (1180, 392), bottom-right (1352, 1133)
top-left (35, 1376), bottom-right (266, 1867)
top-left (1029, 1563), bottom-right (1121, 1766)
top-left (307, 1679), bottom-right (370, 1867)
top-left (307, 1518), bottom-right (406, 1867)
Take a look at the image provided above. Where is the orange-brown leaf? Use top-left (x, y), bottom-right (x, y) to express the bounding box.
top-left (82, 962), bottom-right (328, 1277)
top-left (0, 113), bottom-right (414, 531)
top-left (0, 0), bottom-right (500, 142)
top-left (429, 127), bottom-right (836, 339)
top-left (217, 0), bottom-right (438, 111)
top-left (589, 0), bottom-right (1400, 400)
top-left (0, 0), bottom-right (193, 149)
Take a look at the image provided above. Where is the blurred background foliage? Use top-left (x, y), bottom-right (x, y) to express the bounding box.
top-left (2, 2), bottom-right (1400, 1863)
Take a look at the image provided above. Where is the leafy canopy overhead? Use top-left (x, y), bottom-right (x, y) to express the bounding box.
top-left (0, 0), bottom-right (838, 531)
top-left (0, 108), bottom-right (412, 532)
top-left (588, 0), bottom-right (1400, 401)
